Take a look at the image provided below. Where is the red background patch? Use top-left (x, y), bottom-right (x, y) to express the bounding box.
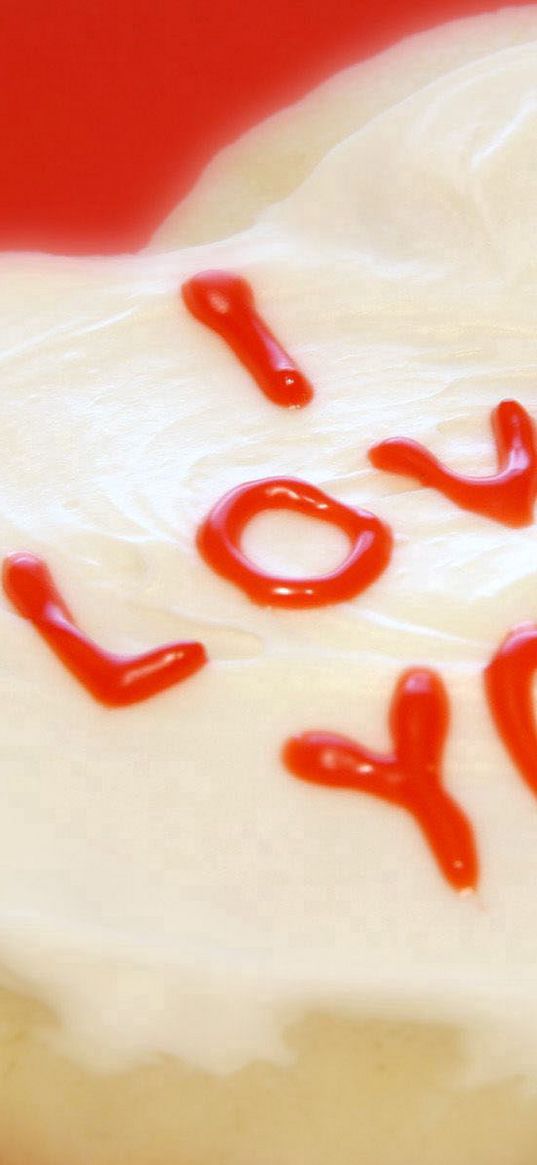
top-left (0, 0), bottom-right (522, 254)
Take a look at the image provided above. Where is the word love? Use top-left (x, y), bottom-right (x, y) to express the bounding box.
top-left (182, 270), bottom-right (313, 408)
top-left (370, 400), bottom-right (537, 527)
top-left (3, 554), bottom-right (207, 707)
top-left (284, 668), bottom-right (478, 893)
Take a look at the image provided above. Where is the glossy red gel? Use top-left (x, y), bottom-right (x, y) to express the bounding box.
top-left (369, 400), bottom-right (537, 527)
top-left (3, 552), bottom-right (207, 707)
top-left (284, 668), bottom-right (478, 892)
top-left (197, 476), bottom-right (392, 608)
top-left (182, 270), bottom-right (313, 408)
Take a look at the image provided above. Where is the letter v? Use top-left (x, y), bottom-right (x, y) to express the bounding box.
top-left (369, 400), bottom-right (537, 527)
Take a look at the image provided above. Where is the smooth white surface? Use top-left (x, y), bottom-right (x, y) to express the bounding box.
top-left (2, 7), bottom-right (537, 1075)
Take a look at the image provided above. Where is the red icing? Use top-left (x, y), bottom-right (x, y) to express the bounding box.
top-left (3, 553), bottom-right (207, 707)
top-left (283, 668), bottom-right (478, 892)
top-left (197, 476), bottom-right (392, 608)
top-left (485, 624), bottom-right (537, 796)
top-left (181, 270), bottom-right (313, 408)
top-left (369, 400), bottom-right (537, 527)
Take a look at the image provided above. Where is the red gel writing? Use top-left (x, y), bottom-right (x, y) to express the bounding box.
top-left (3, 553), bottom-right (207, 707)
top-left (197, 476), bottom-right (392, 608)
top-left (181, 270), bottom-right (313, 408)
top-left (485, 624), bottom-right (537, 796)
top-left (283, 668), bottom-right (478, 892)
top-left (369, 400), bottom-right (537, 527)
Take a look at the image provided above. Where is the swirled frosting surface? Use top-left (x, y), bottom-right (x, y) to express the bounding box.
top-left (2, 8), bottom-right (537, 1073)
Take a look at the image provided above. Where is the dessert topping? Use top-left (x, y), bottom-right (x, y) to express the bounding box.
top-left (283, 667), bottom-right (478, 892)
top-left (182, 270), bottom-right (313, 408)
top-left (197, 476), bottom-right (392, 608)
top-left (369, 400), bottom-right (537, 527)
top-left (3, 552), bottom-right (207, 707)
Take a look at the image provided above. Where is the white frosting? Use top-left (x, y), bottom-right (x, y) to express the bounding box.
top-left (2, 8), bottom-right (537, 1075)
top-left (152, 3), bottom-right (537, 249)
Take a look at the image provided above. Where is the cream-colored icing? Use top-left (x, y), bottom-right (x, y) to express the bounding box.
top-left (152, 3), bottom-right (537, 250)
top-left (1, 8), bottom-right (537, 1078)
